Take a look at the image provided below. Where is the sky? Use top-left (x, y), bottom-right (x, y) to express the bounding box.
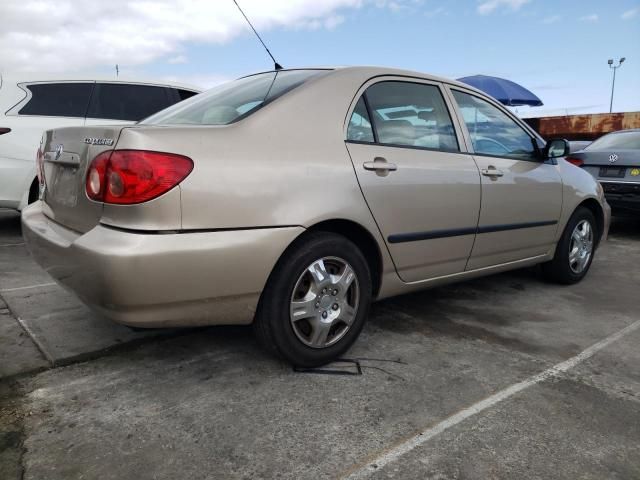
top-left (1, 0), bottom-right (639, 117)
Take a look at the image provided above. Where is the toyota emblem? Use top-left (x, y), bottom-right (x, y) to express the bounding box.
top-left (55, 144), bottom-right (64, 161)
top-left (609, 153), bottom-right (619, 163)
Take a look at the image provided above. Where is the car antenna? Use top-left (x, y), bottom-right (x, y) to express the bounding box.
top-left (232, 0), bottom-right (283, 71)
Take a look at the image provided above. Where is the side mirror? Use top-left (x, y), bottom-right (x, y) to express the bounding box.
top-left (544, 138), bottom-right (570, 159)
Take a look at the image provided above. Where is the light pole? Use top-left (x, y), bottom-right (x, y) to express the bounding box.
top-left (608, 57), bottom-right (625, 113)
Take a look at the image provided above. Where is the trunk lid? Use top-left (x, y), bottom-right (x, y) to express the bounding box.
top-left (573, 149), bottom-right (639, 167)
top-left (572, 150), bottom-right (640, 183)
top-left (41, 125), bottom-right (127, 233)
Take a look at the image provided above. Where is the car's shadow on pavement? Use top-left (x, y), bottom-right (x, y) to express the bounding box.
top-left (609, 216), bottom-right (640, 240)
top-left (0, 209), bottom-right (22, 241)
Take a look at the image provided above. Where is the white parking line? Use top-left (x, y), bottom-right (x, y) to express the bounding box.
top-left (343, 319), bottom-right (640, 480)
top-left (16, 316), bottom-right (55, 366)
top-left (0, 282), bottom-right (56, 293)
top-left (0, 242), bottom-right (25, 247)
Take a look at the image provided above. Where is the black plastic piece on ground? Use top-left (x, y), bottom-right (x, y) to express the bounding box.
top-left (293, 358), bottom-right (362, 376)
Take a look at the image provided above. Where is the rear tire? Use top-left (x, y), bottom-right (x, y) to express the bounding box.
top-left (28, 178), bottom-right (39, 204)
top-left (254, 232), bottom-right (372, 367)
top-left (542, 207), bottom-right (597, 284)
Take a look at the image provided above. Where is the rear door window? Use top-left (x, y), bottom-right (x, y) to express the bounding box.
top-left (87, 84), bottom-right (174, 121)
top-left (18, 83), bottom-right (93, 117)
top-left (363, 81), bottom-right (459, 152)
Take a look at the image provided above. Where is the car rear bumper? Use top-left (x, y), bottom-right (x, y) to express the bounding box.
top-left (21, 203), bottom-right (304, 327)
top-left (601, 181), bottom-right (640, 215)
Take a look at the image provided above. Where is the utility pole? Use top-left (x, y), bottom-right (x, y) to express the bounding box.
top-left (608, 57), bottom-right (625, 113)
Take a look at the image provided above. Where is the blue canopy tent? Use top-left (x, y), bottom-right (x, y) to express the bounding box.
top-left (457, 75), bottom-right (543, 107)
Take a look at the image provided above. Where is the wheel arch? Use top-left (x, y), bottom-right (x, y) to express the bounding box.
top-left (274, 219), bottom-right (383, 299)
top-left (306, 219), bottom-right (383, 298)
top-left (576, 198), bottom-right (604, 248)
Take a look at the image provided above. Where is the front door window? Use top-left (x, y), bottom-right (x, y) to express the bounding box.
top-left (452, 90), bottom-right (537, 160)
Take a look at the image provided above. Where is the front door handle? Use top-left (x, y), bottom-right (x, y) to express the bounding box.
top-left (481, 167), bottom-right (504, 178)
top-left (363, 157), bottom-right (398, 176)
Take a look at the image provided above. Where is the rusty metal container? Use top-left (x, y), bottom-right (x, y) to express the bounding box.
top-left (524, 112), bottom-right (640, 141)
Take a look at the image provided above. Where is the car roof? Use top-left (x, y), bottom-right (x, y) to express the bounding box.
top-left (241, 65), bottom-right (482, 94)
top-left (0, 72), bottom-right (201, 92)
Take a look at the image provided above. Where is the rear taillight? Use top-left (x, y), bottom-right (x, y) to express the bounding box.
top-left (36, 147), bottom-right (45, 185)
top-left (0, 127), bottom-right (11, 135)
top-left (565, 157), bottom-right (584, 167)
top-left (86, 150), bottom-right (193, 204)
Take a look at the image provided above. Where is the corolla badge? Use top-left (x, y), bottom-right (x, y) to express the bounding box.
top-left (609, 154), bottom-right (619, 163)
top-left (84, 137), bottom-right (114, 146)
top-left (55, 144), bottom-right (64, 161)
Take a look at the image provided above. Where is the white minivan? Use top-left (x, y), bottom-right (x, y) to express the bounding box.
top-left (0, 75), bottom-right (200, 210)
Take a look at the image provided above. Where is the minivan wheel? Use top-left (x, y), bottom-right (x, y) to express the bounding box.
top-left (28, 178), bottom-right (39, 204)
top-left (542, 207), bottom-right (597, 285)
top-left (254, 232), bottom-right (372, 367)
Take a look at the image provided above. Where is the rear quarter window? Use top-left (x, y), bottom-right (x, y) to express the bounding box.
top-left (176, 89), bottom-right (198, 101)
top-left (18, 83), bottom-right (93, 117)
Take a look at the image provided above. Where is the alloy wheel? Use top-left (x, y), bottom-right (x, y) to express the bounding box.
top-left (568, 219), bottom-right (593, 274)
top-left (289, 256), bottom-right (360, 349)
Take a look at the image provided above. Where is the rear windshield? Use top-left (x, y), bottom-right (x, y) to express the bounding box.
top-left (585, 130), bottom-right (640, 151)
top-left (141, 70), bottom-right (328, 126)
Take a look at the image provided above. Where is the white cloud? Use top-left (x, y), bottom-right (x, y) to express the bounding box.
top-left (161, 73), bottom-right (231, 90)
top-left (542, 15), bottom-right (561, 24)
top-left (296, 14), bottom-right (345, 30)
top-left (167, 55), bottom-right (188, 65)
top-left (477, 0), bottom-right (531, 15)
top-left (621, 7), bottom-right (639, 20)
top-left (0, 0), bottom-right (362, 73)
top-left (579, 13), bottom-right (599, 22)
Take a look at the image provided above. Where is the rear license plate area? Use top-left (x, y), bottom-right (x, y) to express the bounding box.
top-left (50, 166), bottom-right (79, 207)
top-left (599, 167), bottom-right (626, 178)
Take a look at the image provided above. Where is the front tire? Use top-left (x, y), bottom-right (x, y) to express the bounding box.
top-left (254, 232), bottom-right (372, 367)
top-left (542, 207), bottom-right (597, 284)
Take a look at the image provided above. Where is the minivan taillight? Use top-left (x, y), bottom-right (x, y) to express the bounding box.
top-left (86, 150), bottom-right (193, 204)
top-left (565, 157), bottom-right (584, 167)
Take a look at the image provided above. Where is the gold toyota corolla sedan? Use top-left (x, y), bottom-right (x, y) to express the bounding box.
top-left (22, 67), bottom-right (610, 366)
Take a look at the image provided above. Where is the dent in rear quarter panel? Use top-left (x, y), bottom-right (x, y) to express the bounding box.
top-left (175, 72), bottom-right (377, 230)
top-left (99, 187), bottom-right (183, 231)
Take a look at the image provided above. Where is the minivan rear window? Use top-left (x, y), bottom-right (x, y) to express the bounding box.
top-left (87, 83), bottom-right (175, 121)
top-left (142, 70), bottom-right (329, 126)
top-left (18, 83), bottom-right (93, 117)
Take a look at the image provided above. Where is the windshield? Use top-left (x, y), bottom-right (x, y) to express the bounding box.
top-left (142, 69), bottom-right (329, 126)
top-left (585, 130), bottom-right (640, 151)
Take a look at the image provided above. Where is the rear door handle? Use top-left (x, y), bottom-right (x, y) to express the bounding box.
top-left (481, 167), bottom-right (504, 178)
top-left (363, 157), bottom-right (398, 176)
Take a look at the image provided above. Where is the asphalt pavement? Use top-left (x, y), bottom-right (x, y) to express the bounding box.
top-left (1, 208), bottom-right (638, 480)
